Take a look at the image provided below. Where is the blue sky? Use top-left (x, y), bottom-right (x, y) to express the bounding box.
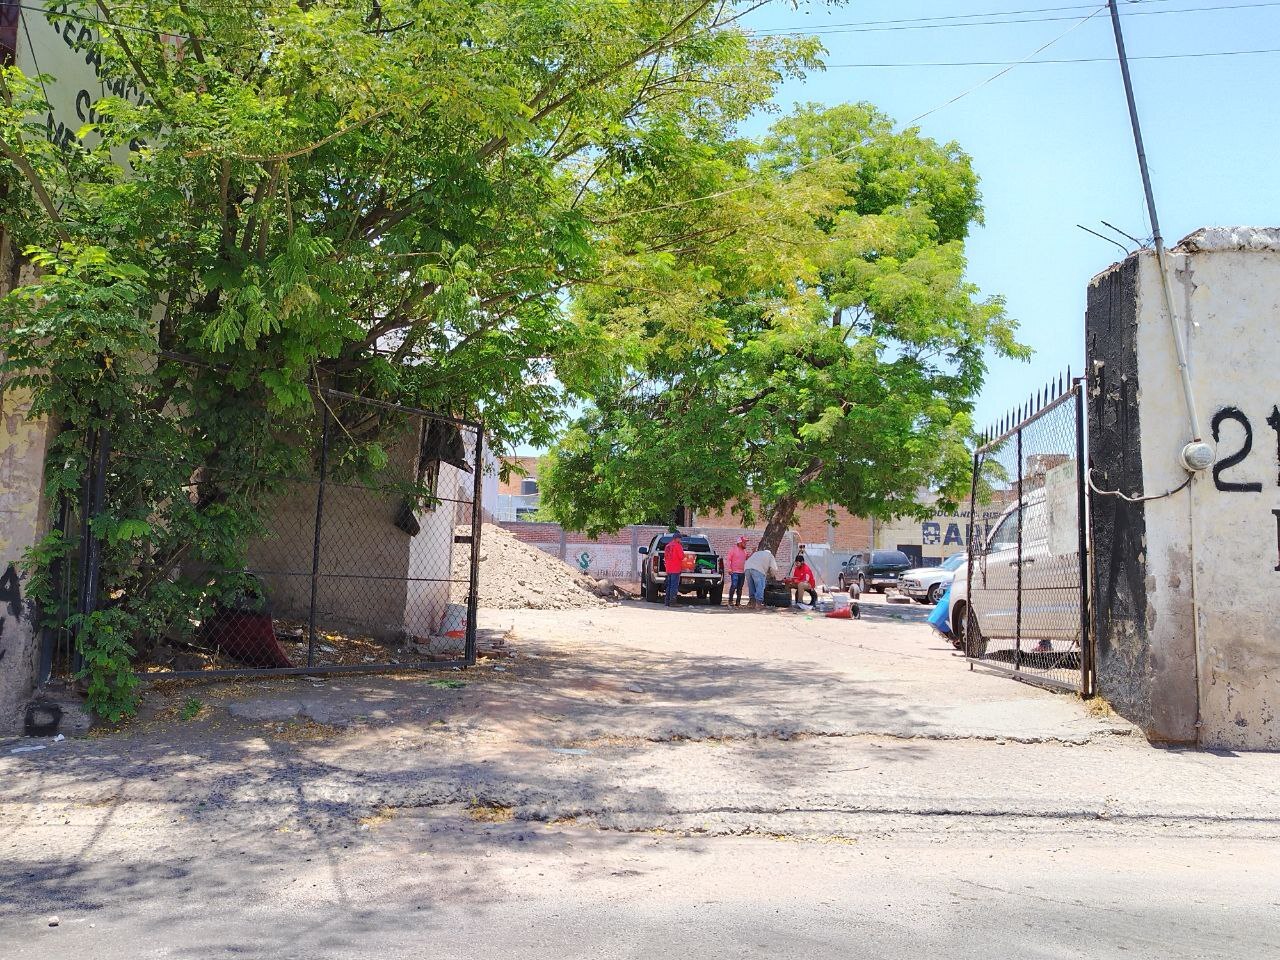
top-left (739, 0), bottom-right (1280, 432)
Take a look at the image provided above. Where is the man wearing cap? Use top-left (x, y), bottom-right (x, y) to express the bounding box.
top-left (725, 536), bottom-right (749, 607)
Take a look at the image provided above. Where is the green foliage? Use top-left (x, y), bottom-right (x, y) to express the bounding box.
top-left (1, 0), bottom-right (818, 717)
top-left (542, 103), bottom-right (1027, 542)
top-left (180, 697), bottom-right (204, 721)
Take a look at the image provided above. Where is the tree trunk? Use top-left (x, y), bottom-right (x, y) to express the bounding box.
top-left (758, 457), bottom-right (824, 555)
top-left (759, 495), bottom-right (799, 556)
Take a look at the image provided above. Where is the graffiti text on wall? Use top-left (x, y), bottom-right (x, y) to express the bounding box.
top-left (0, 564), bottom-right (24, 664)
top-left (921, 511), bottom-right (1004, 549)
top-left (1207, 406), bottom-right (1280, 570)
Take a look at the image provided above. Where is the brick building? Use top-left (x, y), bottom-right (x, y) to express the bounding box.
top-left (496, 455), bottom-right (542, 520)
top-left (696, 500), bottom-right (873, 552)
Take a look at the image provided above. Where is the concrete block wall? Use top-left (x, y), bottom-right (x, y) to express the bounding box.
top-left (1087, 227), bottom-right (1280, 749)
top-left (0, 385), bottom-right (53, 733)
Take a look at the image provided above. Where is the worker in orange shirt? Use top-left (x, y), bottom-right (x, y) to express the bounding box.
top-left (663, 532), bottom-right (685, 607)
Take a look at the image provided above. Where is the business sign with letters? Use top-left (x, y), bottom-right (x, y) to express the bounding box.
top-left (12, 2), bottom-right (152, 167)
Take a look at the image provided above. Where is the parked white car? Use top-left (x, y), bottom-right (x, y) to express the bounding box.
top-left (897, 553), bottom-right (965, 604)
top-left (948, 491), bottom-right (1082, 656)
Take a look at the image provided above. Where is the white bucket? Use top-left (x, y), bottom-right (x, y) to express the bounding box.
top-left (440, 603), bottom-right (468, 639)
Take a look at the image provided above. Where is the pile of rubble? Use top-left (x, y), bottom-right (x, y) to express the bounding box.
top-left (453, 524), bottom-right (624, 610)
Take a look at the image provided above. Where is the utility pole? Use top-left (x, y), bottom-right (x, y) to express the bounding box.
top-left (1106, 0), bottom-right (1205, 450)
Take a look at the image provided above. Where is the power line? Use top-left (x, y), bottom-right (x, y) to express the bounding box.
top-left (607, 7), bottom-right (1109, 222)
top-left (824, 45), bottom-right (1280, 67)
top-left (750, 0), bottom-right (1161, 33)
top-left (750, 0), bottom-right (1280, 36)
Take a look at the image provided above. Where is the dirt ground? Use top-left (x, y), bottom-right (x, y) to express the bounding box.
top-left (3, 594), bottom-right (1280, 959)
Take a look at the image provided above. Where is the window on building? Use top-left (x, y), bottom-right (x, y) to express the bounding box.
top-left (521, 478), bottom-right (539, 496)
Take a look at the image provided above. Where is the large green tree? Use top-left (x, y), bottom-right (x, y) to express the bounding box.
top-left (541, 102), bottom-right (1026, 549)
top-left (0, 0), bottom-right (817, 716)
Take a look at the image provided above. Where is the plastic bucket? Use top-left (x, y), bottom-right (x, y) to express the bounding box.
top-left (440, 603), bottom-right (468, 639)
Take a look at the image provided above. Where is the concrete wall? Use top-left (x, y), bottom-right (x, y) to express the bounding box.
top-left (0, 384), bottom-right (53, 732)
top-left (697, 499), bottom-right (872, 551)
top-left (1087, 228), bottom-right (1280, 749)
top-left (247, 426), bottom-right (471, 644)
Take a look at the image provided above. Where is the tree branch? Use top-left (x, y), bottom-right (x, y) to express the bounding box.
top-left (0, 137), bottom-right (68, 241)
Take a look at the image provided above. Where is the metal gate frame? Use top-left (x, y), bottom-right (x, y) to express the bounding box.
top-left (40, 383), bottom-right (484, 683)
top-left (965, 376), bottom-right (1094, 696)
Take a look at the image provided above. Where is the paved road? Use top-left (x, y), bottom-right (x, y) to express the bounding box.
top-left (3, 596), bottom-right (1279, 958)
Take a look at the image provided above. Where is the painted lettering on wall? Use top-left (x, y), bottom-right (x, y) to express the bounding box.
top-left (1207, 405), bottom-right (1280, 573)
top-left (923, 520), bottom-right (994, 548)
top-left (1211, 407), bottom-right (1263, 493)
top-left (0, 563), bottom-right (24, 665)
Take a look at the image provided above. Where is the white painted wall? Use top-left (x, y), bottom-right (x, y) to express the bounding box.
top-left (404, 462), bottom-right (470, 648)
top-left (1131, 228), bottom-right (1280, 749)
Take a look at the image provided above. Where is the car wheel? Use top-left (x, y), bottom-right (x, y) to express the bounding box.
top-left (926, 582), bottom-right (945, 605)
top-left (644, 575), bottom-right (659, 603)
top-left (914, 597), bottom-right (930, 605)
top-left (859, 575), bottom-right (869, 594)
top-left (965, 606), bottom-right (988, 659)
top-left (710, 584), bottom-right (723, 605)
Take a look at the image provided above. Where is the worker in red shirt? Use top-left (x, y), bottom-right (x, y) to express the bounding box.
top-left (663, 532), bottom-right (685, 607)
top-left (790, 553), bottom-right (818, 606)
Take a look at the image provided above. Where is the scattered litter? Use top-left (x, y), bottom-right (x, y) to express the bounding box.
top-left (493, 665), bottom-right (508, 672)
top-left (550, 747), bottom-right (590, 756)
top-left (47, 917), bottom-right (59, 927)
top-left (52, 734), bottom-right (65, 743)
top-left (10, 744), bottom-right (46, 754)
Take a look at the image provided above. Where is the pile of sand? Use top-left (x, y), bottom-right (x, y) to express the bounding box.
top-left (452, 524), bottom-right (612, 610)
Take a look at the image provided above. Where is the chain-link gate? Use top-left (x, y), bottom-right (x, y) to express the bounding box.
top-left (41, 386), bottom-right (484, 681)
top-left (963, 377), bottom-right (1093, 695)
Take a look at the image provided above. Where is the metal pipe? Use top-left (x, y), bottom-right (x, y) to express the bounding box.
top-left (1106, 0), bottom-right (1202, 442)
top-left (965, 449), bottom-right (980, 667)
top-left (465, 424), bottom-right (485, 667)
top-left (1014, 424), bottom-right (1024, 673)
top-left (307, 406), bottom-right (331, 668)
top-left (1074, 381), bottom-right (1095, 696)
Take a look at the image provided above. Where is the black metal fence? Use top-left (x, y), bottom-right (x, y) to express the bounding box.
top-left (41, 390), bottom-right (483, 681)
top-left (964, 376), bottom-right (1093, 695)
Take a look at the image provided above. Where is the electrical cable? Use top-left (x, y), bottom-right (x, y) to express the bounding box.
top-left (751, 0), bottom-right (1280, 36)
top-left (824, 46), bottom-right (1280, 67)
top-left (1088, 468), bottom-right (1191, 502)
top-left (754, 0), bottom-right (1156, 32)
top-left (607, 6), bottom-right (1110, 223)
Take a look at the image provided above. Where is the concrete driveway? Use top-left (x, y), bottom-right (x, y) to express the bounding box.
top-left (2, 595), bottom-right (1278, 958)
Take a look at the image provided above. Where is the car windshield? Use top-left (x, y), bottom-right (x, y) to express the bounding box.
top-left (941, 553), bottom-right (966, 572)
top-left (656, 536), bottom-right (712, 553)
top-left (873, 551), bottom-right (911, 566)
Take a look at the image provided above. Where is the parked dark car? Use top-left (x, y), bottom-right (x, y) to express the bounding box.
top-left (838, 550), bottom-right (915, 594)
top-left (638, 534), bottom-right (724, 604)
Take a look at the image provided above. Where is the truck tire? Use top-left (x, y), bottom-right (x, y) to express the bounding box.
top-left (644, 575), bottom-right (659, 603)
top-left (710, 584), bottom-right (723, 605)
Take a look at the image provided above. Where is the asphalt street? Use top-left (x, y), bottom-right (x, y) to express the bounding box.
top-left (3, 595), bottom-right (1278, 959)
